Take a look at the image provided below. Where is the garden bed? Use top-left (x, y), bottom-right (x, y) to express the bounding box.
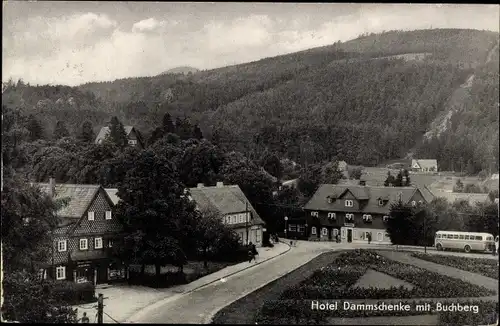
top-left (411, 252), bottom-right (499, 280)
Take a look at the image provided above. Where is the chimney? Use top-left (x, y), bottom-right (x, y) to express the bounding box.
top-left (216, 181), bottom-right (224, 188)
top-left (197, 183), bottom-right (204, 188)
top-left (359, 180), bottom-right (366, 186)
top-left (49, 177), bottom-right (56, 197)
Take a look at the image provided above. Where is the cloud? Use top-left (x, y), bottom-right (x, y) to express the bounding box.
top-left (2, 5), bottom-right (499, 86)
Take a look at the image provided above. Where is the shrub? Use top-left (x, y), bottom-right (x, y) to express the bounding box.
top-left (52, 281), bottom-right (96, 305)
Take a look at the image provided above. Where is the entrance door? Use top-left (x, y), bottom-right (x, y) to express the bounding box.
top-left (347, 229), bottom-right (353, 243)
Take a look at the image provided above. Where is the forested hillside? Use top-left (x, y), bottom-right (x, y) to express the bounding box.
top-left (2, 28), bottom-right (498, 173)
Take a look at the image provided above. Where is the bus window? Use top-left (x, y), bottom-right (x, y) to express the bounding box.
top-left (465, 235), bottom-right (469, 240)
top-left (447, 234), bottom-right (453, 239)
top-left (475, 236), bottom-right (483, 240)
top-left (453, 235), bottom-right (459, 239)
top-left (487, 236), bottom-right (493, 241)
top-left (436, 234), bottom-right (441, 239)
top-left (459, 235), bottom-right (464, 240)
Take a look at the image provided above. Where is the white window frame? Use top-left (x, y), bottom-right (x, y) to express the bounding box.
top-left (345, 213), bottom-right (354, 221)
top-left (94, 237), bottom-right (103, 249)
top-left (383, 215), bottom-right (389, 222)
top-left (38, 268), bottom-right (47, 280)
top-left (321, 227), bottom-right (328, 236)
top-left (225, 216), bottom-right (231, 224)
top-left (378, 200), bottom-right (384, 206)
top-left (345, 200), bottom-right (353, 207)
top-left (327, 197), bottom-right (333, 203)
top-left (128, 139), bottom-right (137, 145)
top-left (105, 211), bottom-right (112, 220)
top-left (378, 232), bottom-right (383, 241)
top-left (411, 201), bottom-right (416, 207)
top-left (87, 211), bottom-right (95, 221)
top-left (328, 212), bottom-right (336, 219)
top-left (311, 226), bottom-right (317, 235)
top-left (57, 240), bottom-right (67, 252)
top-left (341, 228), bottom-right (346, 238)
top-left (256, 230), bottom-right (261, 243)
top-left (289, 224), bottom-right (297, 232)
top-left (56, 266), bottom-right (66, 280)
top-left (363, 214), bottom-right (372, 222)
top-left (298, 225), bottom-right (305, 232)
top-left (310, 211), bottom-right (319, 217)
top-left (79, 238), bottom-right (88, 250)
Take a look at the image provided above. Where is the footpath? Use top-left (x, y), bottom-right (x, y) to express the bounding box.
top-left (73, 242), bottom-right (290, 323)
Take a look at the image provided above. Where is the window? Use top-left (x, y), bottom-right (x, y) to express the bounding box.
top-left (321, 228), bottom-right (328, 236)
top-left (328, 212), bottom-right (336, 219)
top-left (87, 211), bottom-right (95, 221)
top-left (447, 234), bottom-right (453, 239)
top-left (345, 200), bottom-right (353, 207)
top-left (459, 235), bottom-right (464, 240)
top-left (298, 225), bottom-right (305, 232)
top-left (311, 227), bottom-right (317, 235)
top-left (79, 239), bottom-right (88, 250)
top-left (56, 266), bottom-right (66, 280)
top-left (341, 229), bottom-right (346, 238)
top-left (57, 240), bottom-right (67, 252)
top-left (383, 215), bottom-right (389, 222)
top-left (310, 211), bottom-right (319, 217)
top-left (475, 236), bottom-right (483, 240)
top-left (378, 200), bottom-right (384, 206)
top-left (128, 139), bottom-right (137, 145)
top-left (38, 269), bottom-right (47, 280)
top-left (411, 201), bottom-right (416, 207)
top-left (239, 215), bottom-right (245, 223)
top-left (225, 216), bottom-right (231, 224)
top-left (105, 211), bottom-right (112, 220)
top-left (94, 237), bottom-right (103, 249)
top-left (289, 224), bottom-right (297, 232)
top-left (345, 213), bottom-right (354, 221)
top-left (377, 232), bottom-right (383, 241)
top-left (231, 216), bottom-right (237, 224)
top-left (22, 217), bottom-right (30, 225)
top-left (327, 197), bottom-right (333, 204)
top-left (333, 228), bottom-right (339, 236)
top-left (418, 200), bottom-right (423, 205)
top-left (256, 230), bottom-right (261, 243)
top-left (363, 214), bottom-right (372, 222)
top-left (465, 235), bottom-right (470, 240)
top-left (453, 234), bottom-right (459, 239)
top-left (108, 239), bottom-right (113, 248)
top-left (384, 232), bottom-right (390, 239)
top-left (353, 230), bottom-right (357, 239)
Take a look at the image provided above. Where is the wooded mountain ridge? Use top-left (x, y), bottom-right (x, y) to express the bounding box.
top-left (2, 28), bottom-right (499, 174)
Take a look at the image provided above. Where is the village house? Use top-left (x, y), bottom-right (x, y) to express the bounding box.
top-left (188, 182), bottom-right (266, 247)
top-left (35, 178), bottom-right (126, 285)
top-left (94, 126), bottom-right (145, 149)
top-left (411, 159), bottom-right (438, 173)
top-left (286, 183), bottom-right (434, 244)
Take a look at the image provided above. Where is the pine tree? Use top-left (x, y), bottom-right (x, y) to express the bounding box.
top-left (53, 121), bottom-right (69, 140)
top-left (26, 115), bottom-right (44, 141)
top-left (78, 121), bottom-right (95, 143)
top-left (403, 169), bottom-right (411, 186)
top-left (106, 116), bottom-right (128, 149)
top-left (162, 113), bottom-right (175, 134)
top-left (384, 171), bottom-right (396, 187)
top-left (193, 124), bottom-right (203, 140)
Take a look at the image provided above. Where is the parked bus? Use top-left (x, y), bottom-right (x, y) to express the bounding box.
top-left (434, 231), bottom-right (495, 253)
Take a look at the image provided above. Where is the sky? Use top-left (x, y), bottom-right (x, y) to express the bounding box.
top-left (2, 2), bottom-right (499, 86)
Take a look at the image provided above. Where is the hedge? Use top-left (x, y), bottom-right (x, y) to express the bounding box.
top-left (52, 281), bottom-right (96, 305)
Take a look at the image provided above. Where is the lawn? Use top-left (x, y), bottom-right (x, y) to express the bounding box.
top-left (411, 252), bottom-right (499, 280)
top-left (213, 250), bottom-right (498, 325)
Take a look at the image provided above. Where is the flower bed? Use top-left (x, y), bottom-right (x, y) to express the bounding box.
top-left (411, 252), bottom-right (499, 280)
top-left (280, 250), bottom-right (493, 300)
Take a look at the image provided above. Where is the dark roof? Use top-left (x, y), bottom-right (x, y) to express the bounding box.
top-left (188, 185), bottom-right (265, 226)
top-left (35, 183), bottom-right (100, 219)
top-left (304, 184), bottom-right (433, 214)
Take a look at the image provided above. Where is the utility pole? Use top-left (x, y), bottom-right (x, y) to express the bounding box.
top-left (97, 293), bottom-right (103, 324)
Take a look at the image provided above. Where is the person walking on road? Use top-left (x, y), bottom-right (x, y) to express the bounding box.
top-left (248, 242), bottom-right (258, 263)
top-left (367, 232), bottom-right (372, 245)
top-left (80, 312), bottom-right (90, 324)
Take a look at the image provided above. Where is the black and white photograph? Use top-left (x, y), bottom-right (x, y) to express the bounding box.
top-left (1, 2), bottom-right (499, 325)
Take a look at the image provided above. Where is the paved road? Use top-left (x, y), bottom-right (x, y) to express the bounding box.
top-left (127, 241), bottom-right (498, 324)
top-left (127, 243), bottom-right (374, 323)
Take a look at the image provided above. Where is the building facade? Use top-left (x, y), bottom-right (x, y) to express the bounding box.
top-left (35, 179), bottom-right (126, 285)
top-left (188, 182), bottom-right (266, 247)
top-left (411, 159), bottom-right (438, 172)
top-left (291, 184), bottom-right (434, 244)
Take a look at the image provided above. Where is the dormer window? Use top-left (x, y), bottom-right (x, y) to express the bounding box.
top-left (383, 215), bottom-right (389, 222)
top-left (328, 212), bottom-right (336, 220)
top-left (327, 197), bottom-right (333, 204)
top-left (378, 200), bottom-right (384, 206)
top-left (345, 200), bottom-right (354, 207)
top-left (363, 214), bottom-right (373, 223)
top-left (345, 213), bottom-right (354, 221)
top-left (418, 200), bottom-right (423, 205)
top-left (411, 201), bottom-right (417, 207)
top-left (310, 211), bottom-right (319, 217)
